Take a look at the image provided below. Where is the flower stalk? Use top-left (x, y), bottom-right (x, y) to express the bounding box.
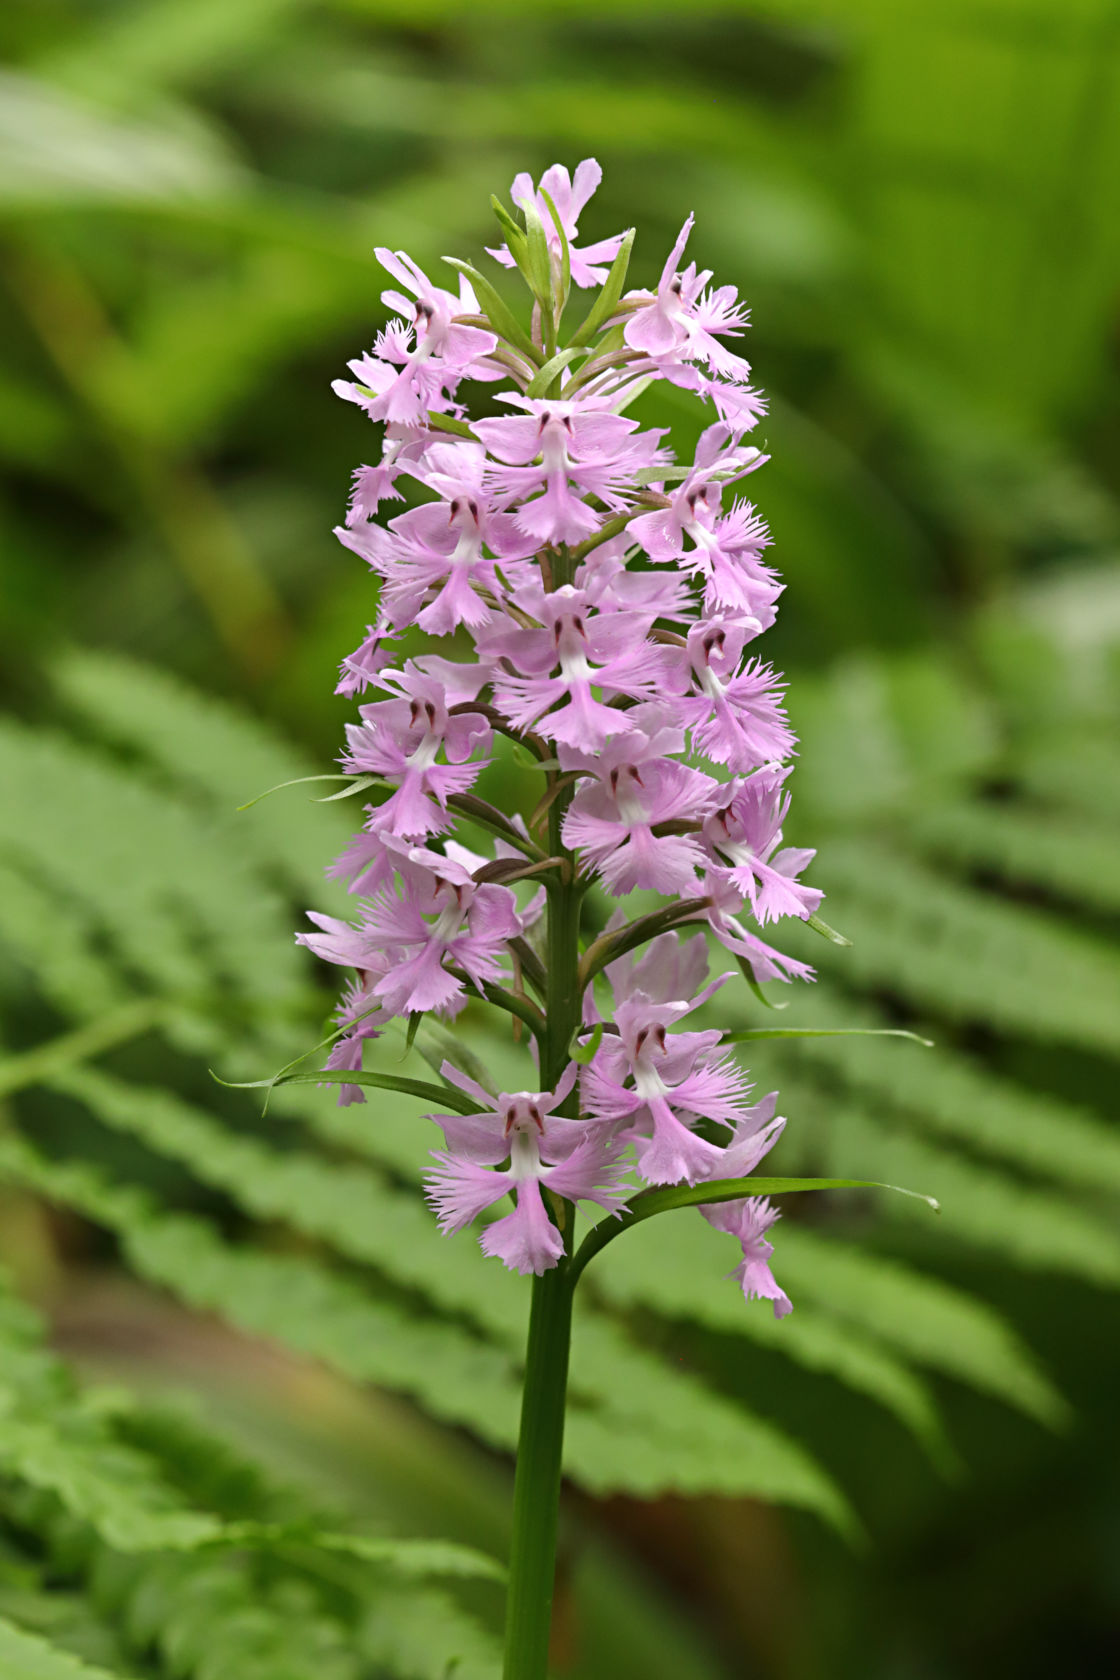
top-left (289, 155), bottom-right (897, 1672)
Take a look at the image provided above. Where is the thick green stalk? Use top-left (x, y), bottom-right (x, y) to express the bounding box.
top-left (502, 723), bottom-right (581, 1680)
top-left (501, 1261), bottom-right (575, 1679)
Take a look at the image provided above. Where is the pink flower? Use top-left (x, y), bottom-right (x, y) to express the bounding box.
top-left (623, 215), bottom-right (701, 360)
top-left (701, 1197), bottom-right (792, 1317)
top-left (675, 622), bottom-right (795, 773)
top-left (354, 848), bottom-right (521, 1016)
top-left (561, 717), bottom-right (717, 895)
top-left (321, 978), bottom-right (391, 1106)
top-left (425, 1064), bottom-right (629, 1273)
top-left (628, 422), bottom-right (765, 560)
top-left (343, 256), bottom-right (499, 425)
top-left (606, 928), bottom-right (727, 1012)
top-left (624, 216), bottom-right (754, 381)
top-left (342, 667), bottom-right (491, 840)
top-left (377, 491), bottom-right (538, 636)
top-left (583, 998), bottom-right (750, 1186)
top-left (487, 158), bottom-right (624, 289)
top-left (703, 767), bottom-right (822, 925)
top-left (335, 622), bottom-right (394, 698)
top-left (302, 163), bottom-right (828, 1279)
top-left (475, 396), bottom-right (665, 545)
top-left (480, 585), bottom-right (669, 750)
top-left (712, 1090), bottom-right (786, 1177)
top-left (703, 877), bottom-right (816, 985)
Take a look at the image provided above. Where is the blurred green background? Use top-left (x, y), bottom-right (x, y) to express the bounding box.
top-left (2, 2), bottom-right (1120, 1677)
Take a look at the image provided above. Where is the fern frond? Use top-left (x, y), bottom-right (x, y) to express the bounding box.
top-left (46, 1064), bottom-right (528, 1345)
top-left (87, 1549), bottom-right (364, 1680)
top-left (775, 1230), bottom-right (1067, 1426)
top-left (0, 1137), bottom-right (849, 1524)
top-left (50, 648), bottom-right (351, 910)
top-left (566, 1315), bottom-right (855, 1530)
top-left (1015, 735), bottom-right (1120, 825)
top-left (804, 841), bottom-right (1120, 1055)
top-left (359, 1584), bottom-right (501, 1680)
top-left (749, 989), bottom-right (1120, 1193)
top-left (803, 1097), bottom-right (1120, 1287)
top-left (586, 1211), bottom-right (952, 1462)
top-left (908, 799), bottom-right (1120, 914)
top-left (0, 861), bottom-right (128, 1021)
top-left (0, 720), bottom-right (305, 1020)
top-left (0, 1619), bottom-right (134, 1680)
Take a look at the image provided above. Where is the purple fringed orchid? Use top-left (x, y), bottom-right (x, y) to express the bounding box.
top-left (426, 1065), bottom-right (630, 1273)
top-left (701, 1196), bottom-right (793, 1317)
top-left (487, 159), bottom-right (625, 289)
top-left (298, 157), bottom-right (835, 1315)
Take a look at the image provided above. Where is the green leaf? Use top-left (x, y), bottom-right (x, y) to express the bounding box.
top-left (0, 1618), bottom-right (132, 1680)
top-left (0, 1414), bottom-right (222, 1552)
top-left (808, 841), bottom-right (1120, 1055)
top-left (213, 1065), bottom-right (477, 1113)
top-left (489, 194), bottom-right (524, 250)
top-left (590, 1213), bottom-right (953, 1464)
top-left (805, 912), bottom-right (852, 947)
top-left (519, 200), bottom-right (554, 310)
top-left (571, 1176), bottom-right (940, 1285)
top-left (426, 410), bottom-right (477, 439)
top-left (722, 1026), bottom-right (933, 1048)
top-left (0, 1137), bottom-right (848, 1523)
top-left (566, 1317), bottom-right (855, 1533)
top-left (745, 986), bottom-right (1120, 1193)
top-left (313, 775), bottom-right (383, 803)
top-left (569, 1023), bottom-right (603, 1065)
top-left (359, 1584), bottom-right (502, 1680)
top-left (736, 954), bottom-right (790, 1010)
top-left (234, 773), bottom-right (360, 811)
top-left (212, 1525), bottom-right (504, 1581)
top-left (442, 257), bottom-right (540, 364)
top-left (568, 226), bottom-right (636, 347)
top-left (49, 647), bottom-right (350, 910)
top-left (538, 185), bottom-right (571, 308)
top-left (909, 799), bottom-right (1120, 916)
top-left (524, 346), bottom-right (585, 398)
top-left (776, 1230), bottom-right (1068, 1426)
top-left (806, 1098), bottom-right (1120, 1288)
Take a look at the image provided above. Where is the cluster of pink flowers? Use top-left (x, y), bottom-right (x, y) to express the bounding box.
top-left (300, 161), bottom-right (825, 1316)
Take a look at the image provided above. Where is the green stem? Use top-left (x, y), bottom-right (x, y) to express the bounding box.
top-left (502, 691), bottom-right (582, 1679)
top-left (502, 1262), bottom-right (575, 1680)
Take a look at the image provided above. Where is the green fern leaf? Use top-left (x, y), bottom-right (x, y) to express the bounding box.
top-left (908, 799), bottom-right (1120, 914)
top-left (746, 987), bottom-right (1120, 1193)
top-left (0, 1136), bottom-right (849, 1524)
top-left (359, 1585), bottom-right (501, 1680)
top-left (585, 1210), bottom-right (952, 1462)
top-left (50, 648), bottom-right (351, 909)
top-left (566, 1315), bottom-right (855, 1530)
top-left (0, 1619), bottom-right (134, 1680)
top-left (775, 1230), bottom-right (1067, 1426)
top-left (798, 840), bottom-right (1120, 1055)
top-left (806, 1098), bottom-right (1120, 1287)
top-left (0, 720), bottom-right (305, 1021)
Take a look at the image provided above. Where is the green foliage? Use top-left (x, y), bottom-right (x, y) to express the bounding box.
top-left (0, 1271), bottom-right (504, 1680)
top-left (0, 627), bottom-right (1113, 1519)
top-left (0, 1618), bottom-right (132, 1680)
top-left (1, 1), bottom-right (1119, 1668)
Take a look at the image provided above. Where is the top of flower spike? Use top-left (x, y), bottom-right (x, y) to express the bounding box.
top-left (486, 158), bottom-right (625, 289)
